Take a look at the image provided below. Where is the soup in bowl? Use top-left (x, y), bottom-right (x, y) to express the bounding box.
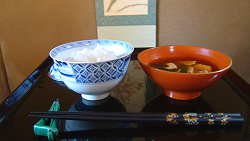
top-left (138, 45), bottom-right (232, 100)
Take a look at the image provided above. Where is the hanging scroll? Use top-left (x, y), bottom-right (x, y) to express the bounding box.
top-left (95, 0), bottom-right (156, 48)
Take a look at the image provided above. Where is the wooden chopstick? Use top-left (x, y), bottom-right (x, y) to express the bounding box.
top-left (29, 112), bottom-right (244, 126)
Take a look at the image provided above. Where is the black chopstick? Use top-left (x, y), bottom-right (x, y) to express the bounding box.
top-left (29, 112), bottom-right (244, 126)
top-left (30, 111), bottom-right (242, 118)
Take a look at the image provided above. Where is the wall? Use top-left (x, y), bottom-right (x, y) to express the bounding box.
top-left (0, 0), bottom-right (97, 94)
top-left (0, 0), bottom-right (249, 96)
top-left (0, 46), bottom-right (10, 100)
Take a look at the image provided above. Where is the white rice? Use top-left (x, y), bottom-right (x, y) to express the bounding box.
top-left (65, 45), bottom-right (117, 62)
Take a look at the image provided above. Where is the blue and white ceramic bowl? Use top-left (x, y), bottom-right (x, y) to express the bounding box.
top-left (49, 39), bottom-right (134, 100)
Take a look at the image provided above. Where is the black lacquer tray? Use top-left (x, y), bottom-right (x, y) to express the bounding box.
top-left (0, 51), bottom-right (250, 140)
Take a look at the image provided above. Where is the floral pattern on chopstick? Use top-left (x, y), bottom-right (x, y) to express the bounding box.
top-left (166, 112), bottom-right (178, 118)
top-left (164, 112), bottom-right (241, 126)
top-left (185, 117), bottom-right (199, 125)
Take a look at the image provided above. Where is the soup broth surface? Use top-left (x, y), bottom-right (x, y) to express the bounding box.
top-left (148, 57), bottom-right (219, 73)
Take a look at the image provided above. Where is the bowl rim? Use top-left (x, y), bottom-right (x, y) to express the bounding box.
top-left (49, 39), bottom-right (134, 64)
top-left (137, 45), bottom-right (232, 75)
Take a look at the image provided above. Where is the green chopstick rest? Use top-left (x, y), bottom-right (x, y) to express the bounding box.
top-left (33, 99), bottom-right (60, 140)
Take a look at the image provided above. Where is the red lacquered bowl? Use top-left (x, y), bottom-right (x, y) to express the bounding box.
top-left (138, 45), bottom-right (232, 100)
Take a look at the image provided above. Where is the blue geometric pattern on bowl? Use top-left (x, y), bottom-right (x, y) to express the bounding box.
top-left (71, 55), bottom-right (131, 83)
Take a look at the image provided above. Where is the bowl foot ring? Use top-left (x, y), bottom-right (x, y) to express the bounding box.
top-left (81, 92), bottom-right (110, 101)
top-left (163, 90), bottom-right (201, 100)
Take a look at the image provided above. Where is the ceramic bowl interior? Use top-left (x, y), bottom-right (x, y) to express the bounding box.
top-left (138, 45), bottom-right (232, 100)
top-left (49, 39), bottom-right (134, 100)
